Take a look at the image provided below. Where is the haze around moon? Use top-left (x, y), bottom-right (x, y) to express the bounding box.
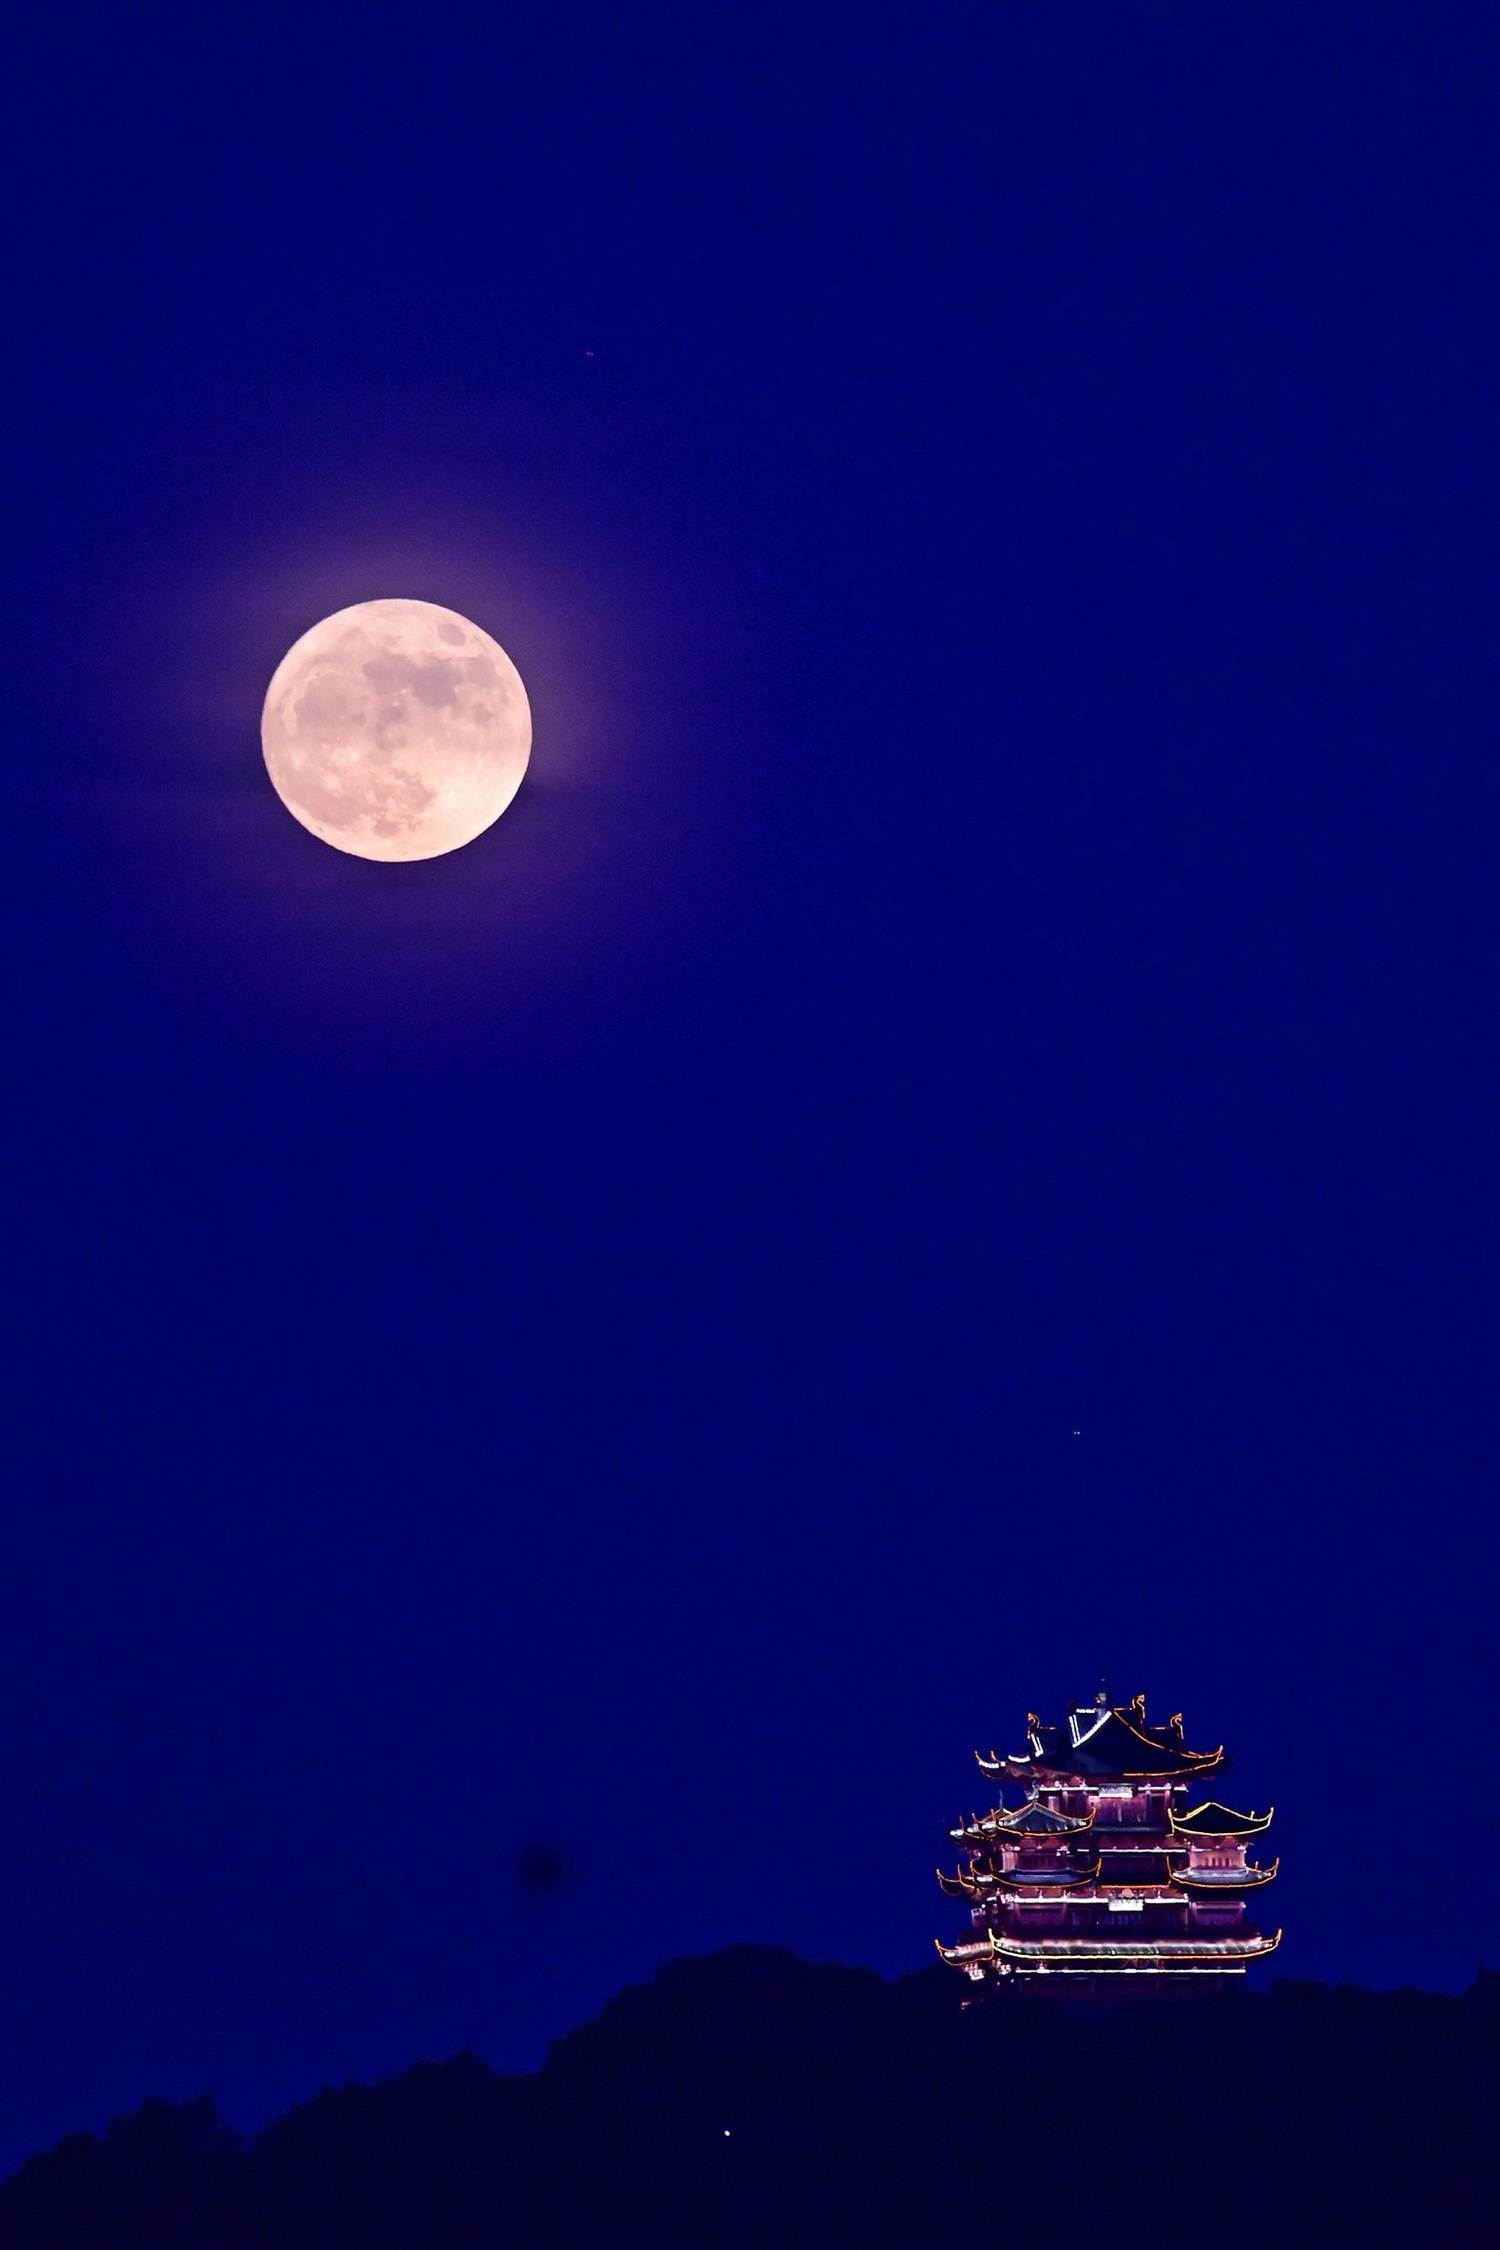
top-left (260, 599), bottom-right (532, 861)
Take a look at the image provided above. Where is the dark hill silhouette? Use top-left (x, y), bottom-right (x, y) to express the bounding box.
top-left (1, 1950), bottom-right (1495, 2247)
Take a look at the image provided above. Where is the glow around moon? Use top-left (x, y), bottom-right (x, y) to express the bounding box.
top-left (260, 599), bottom-right (532, 861)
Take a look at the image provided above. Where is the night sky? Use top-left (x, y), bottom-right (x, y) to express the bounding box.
top-left (9, 5), bottom-right (1498, 2169)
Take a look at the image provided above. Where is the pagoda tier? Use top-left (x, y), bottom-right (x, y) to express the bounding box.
top-left (937, 1693), bottom-right (1279, 1989)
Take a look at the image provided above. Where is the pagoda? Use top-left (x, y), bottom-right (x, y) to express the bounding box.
top-left (936, 1690), bottom-right (1280, 1986)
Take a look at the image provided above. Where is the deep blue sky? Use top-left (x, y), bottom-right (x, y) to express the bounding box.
top-left (8, 2), bottom-right (1498, 2166)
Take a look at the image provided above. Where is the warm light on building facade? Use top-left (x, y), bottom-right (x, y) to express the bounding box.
top-left (935, 1691), bottom-right (1280, 1987)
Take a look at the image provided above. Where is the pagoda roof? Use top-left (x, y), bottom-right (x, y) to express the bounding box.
top-left (937, 1857), bottom-right (1017, 1897)
top-left (1170, 1800), bottom-right (1273, 1837)
top-left (993, 1857), bottom-right (1100, 1890)
top-left (933, 1930), bottom-right (1283, 1972)
top-left (979, 1698), bottom-right (1224, 1780)
top-left (937, 1857), bottom-right (1102, 1898)
top-left (948, 1800), bottom-right (1094, 1845)
top-left (933, 1936), bottom-right (993, 1967)
top-left (993, 1798), bottom-right (1095, 1834)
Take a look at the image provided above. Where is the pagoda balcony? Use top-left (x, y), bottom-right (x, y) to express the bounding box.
top-left (1002, 1872), bottom-right (1092, 1884)
top-left (1171, 1858), bottom-right (1279, 1889)
top-left (990, 1930), bottom-right (1282, 1963)
top-left (993, 1896), bottom-right (1190, 1919)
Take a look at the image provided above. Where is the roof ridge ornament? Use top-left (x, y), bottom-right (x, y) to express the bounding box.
top-left (1069, 1705), bottom-right (1113, 1750)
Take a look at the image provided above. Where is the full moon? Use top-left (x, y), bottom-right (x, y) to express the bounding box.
top-left (260, 599), bottom-right (532, 861)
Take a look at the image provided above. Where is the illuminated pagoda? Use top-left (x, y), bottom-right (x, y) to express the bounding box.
top-left (936, 1690), bottom-right (1280, 1986)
